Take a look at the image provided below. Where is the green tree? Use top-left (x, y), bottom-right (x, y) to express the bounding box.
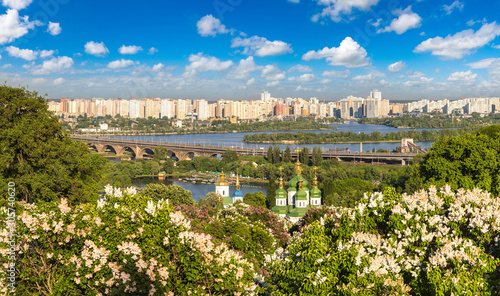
top-left (416, 130), bottom-right (500, 195)
top-left (267, 146), bottom-right (274, 163)
top-left (273, 146), bottom-right (281, 163)
top-left (0, 85), bottom-right (105, 204)
top-left (140, 184), bottom-right (194, 206)
top-left (266, 178), bottom-right (276, 209)
top-left (243, 191), bottom-right (266, 208)
top-left (299, 147), bottom-right (309, 164)
top-left (221, 149), bottom-right (239, 163)
top-left (153, 146), bottom-right (169, 161)
top-left (283, 146), bottom-right (292, 162)
top-left (161, 158), bottom-right (175, 174)
top-left (198, 192), bottom-right (222, 208)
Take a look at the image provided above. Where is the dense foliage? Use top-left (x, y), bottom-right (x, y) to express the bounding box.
top-left (0, 187), bottom-right (258, 295)
top-left (175, 203), bottom-right (292, 267)
top-left (140, 183), bottom-right (194, 206)
top-left (359, 113), bottom-right (500, 128)
top-left (415, 125), bottom-right (500, 195)
top-left (0, 85), bottom-right (104, 204)
top-left (243, 126), bottom-right (481, 144)
top-left (263, 187), bottom-right (500, 295)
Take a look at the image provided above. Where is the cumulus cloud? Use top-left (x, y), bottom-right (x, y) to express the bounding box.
top-left (53, 77), bottom-right (65, 85)
top-left (448, 70), bottom-right (477, 82)
top-left (443, 1), bottom-right (464, 15)
top-left (5, 46), bottom-right (37, 60)
top-left (467, 58), bottom-right (500, 69)
top-left (387, 61), bottom-right (406, 73)
top-left (288, 73), bottom-right (316, 83)
top-left (2, 0), bottom-right (32, 10)
top-left (312, 0), bottom-right (380, 22)
top-left (377, 6), bottom-right (421, 34)
top-left (152, 63), bottom-right (164, 72)
top-left (118, 45), bottom-right (143, 55)
top-left (288, 64), bottom-right (312, 73)
top-left (0, 9), bottom-right (40, 44)
top-left (40, 49), bottom-right (55, 58)
top-left (107, 59), bottom-right (135, 69)
top-left (33, 56), bottom-right (74, 75)
top-left (414, 22), bottom-right (500, 59)
top-left (197, 15), bottom-right (229, 37)
top-left (321, 69), bottom-right (351, 78)
top-left (184, 53), bottom-right (234, 77)
top-left (403, 76), bottom-right (433, 87)
top-left (84, 41), bottom-right (109, 57)
top-left (302, 37), bottom-right (370, 68)
top-left (148, 47), bottom-right (158, 55)
top-left (47, 22), bottom-right (61, 35)
top-left (229, 56), bottom-right (262, 79)
top-left (231, 36), bottom-right (293, 57)
top-left (266, 81), bottom-right (280, 87)
top-left (261, 65), bottom-right (285, 81)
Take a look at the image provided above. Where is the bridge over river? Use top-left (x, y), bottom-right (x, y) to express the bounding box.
top-left (71, 135), bottom-right (422, 165)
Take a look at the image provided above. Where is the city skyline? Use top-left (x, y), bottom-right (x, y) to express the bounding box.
top-left (1, 0), bottom-right (500, 100)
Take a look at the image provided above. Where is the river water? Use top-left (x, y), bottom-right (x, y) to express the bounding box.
top-left (112, 122), bottom-right (440, 152)
top-left (131, 177), bottom-right (267, 202)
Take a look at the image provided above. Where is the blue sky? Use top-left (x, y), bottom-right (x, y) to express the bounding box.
top-left (1, 0), bottom-right (500, 101)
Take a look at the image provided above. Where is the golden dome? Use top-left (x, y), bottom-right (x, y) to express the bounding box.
top-left (216, 171), bottom-right (229, 186)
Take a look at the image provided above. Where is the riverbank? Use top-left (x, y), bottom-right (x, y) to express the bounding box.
top-left (246, 140), bottom-right (403, 144)
top-left (134, 172), bottom-right (269, 184)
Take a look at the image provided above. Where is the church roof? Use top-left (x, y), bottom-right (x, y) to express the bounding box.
top-left (216, 171), bottom-right (229, 186)
top-left (288, 174), bottom-right (309, 190)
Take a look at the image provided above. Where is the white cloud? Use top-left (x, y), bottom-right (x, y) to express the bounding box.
top-left (443, 1), bottom-right (464, 15)
top-left (288, 64), bottom-right (312, 73)
top-left (414, 22), bottom-right (500, 59)
top-left (288, 73), bottom-right (316, 82)
top-left (312, 0), bottom-right (380, 22)
top-left (33, 56), bottom-right (74, 75)
top-left (321, 69), bottom-right (351, 78)
top-left (247, 78), bottom-right (256, 85)
top-left (148, 47), bottom-right (158, 55)
top-left (302, 37), bottom-right (370, 68)
top-left (184, 53), bottom-right (234, 77)
top-left (197, 15), bottom-right (229, 37)
top-left (5, 46), bottom-right (37, 60)
top-left (2, 64), bottom-right (12, 69)
top-left (447, 70), bottom-right (477, 82)
top-left (378, 6), bottom-right (421, 34)
top-left (261, 65), bottom-right (285, 81)
top-left (47, 22), bottom-right (61, 36)
top-left (467, 58), bottom-right (500, 69)
top-left (266, 81), bottom-right (280, 87)
top-left (387, 61), bottom-right (406, 73)
top-left (2, 0), bottom-right (32, 10)
top-left (40, 50), bottom-right (55, 58)
top-left (84, 41), bottom-right (109, 57)
top-left (152, 63), bottom-right (164, 72)
top-left (107, 59), bottom-right (135, 69)
top-left (0, 9), bottom-right (40, 44)
top-left (229, 56), bottom-right (262, 79)
top-left (403, 76), bottom-right (433, 87)
top-left (231, 36), bottom-right (293, 57)
top-left (118, 45), bottom-right (143, 55)
top-left (53, 77), bottom-right (65, 85)
top-left (406, 71), bottom-right (425, 78)
top-left (320, 78), bottom-right (332, 84)
top-left (288, 0), bottom-right (300, 3)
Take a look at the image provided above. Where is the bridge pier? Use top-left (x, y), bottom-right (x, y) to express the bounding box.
top-left (402, 159), bottom-right (406, 166)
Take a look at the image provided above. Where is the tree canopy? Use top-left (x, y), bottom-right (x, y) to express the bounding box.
top-left (416, 126), bottom-right (500, 195)
top-left (140, 183), bottom-right (194, 206)
top-left (0, 85), bottom-right (104, 204)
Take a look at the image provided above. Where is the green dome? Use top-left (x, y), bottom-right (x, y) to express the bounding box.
top-left (275, 187), bottom-right (287, 199)
top-left (288, 174), bottom-right (309, 190)
top-left (310, 187), bottom-right (321, 198)
top-left (295, 189), bottom-right (308, 201)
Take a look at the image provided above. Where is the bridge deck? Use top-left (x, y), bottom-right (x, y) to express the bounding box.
top-left (71, 135), bottom-right (419, 162)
